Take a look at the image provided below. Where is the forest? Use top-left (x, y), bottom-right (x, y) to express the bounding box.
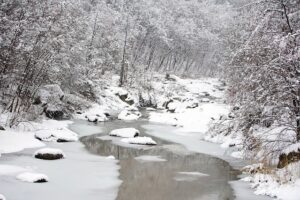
top-left (0, 0), bottom-right (300, 200)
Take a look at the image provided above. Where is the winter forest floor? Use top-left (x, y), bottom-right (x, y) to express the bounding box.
top-left (0, 75), bottom-right (299, 200)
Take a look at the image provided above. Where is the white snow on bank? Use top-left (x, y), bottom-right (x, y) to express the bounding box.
top-left (241, 161), bottom-right (300, 200)
top-left (121, 136), bottom-right (157, 145)
top-left (0, 131), bottom-right (45, 155)
top-left (109, 128), bottom-right (139, 138)
top-left (74, 104), bottom-right (108, 122)
top-left (135, 155), bottom-right (166, 162)
top-left (149, 103), bottom-right (229, 133)
top-left (0, 119), bottom-right (121, 200)
top-left (17, 172), bottom-right (49, 183)
top-left (0, 139), bottom-right (121, 200)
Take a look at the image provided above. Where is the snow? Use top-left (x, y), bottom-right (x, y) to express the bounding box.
top-left (109, 128), bottom-right (139, 138)
top-left (75, 104), bottom-right (108, 122)
top-left (34, 148), bottom-right (64, 157)
top-left (0, 119), bottom-right (121, 200)
top-left (16, 172), bottom-right (49, 183)
top-left (134, 155), bottom-right (166, 162)
top-left (0, 194), bottom-right (6, 200)
top-left (35, 128), bottom-right (78, 142)
top-left (121, 136), bottom-right (157, 145)
top-left (0, 165), bottom-right (28, 175)
top-left (118, 110), bottom-right (141, 120)
top-left (0, 131), bottom-right (45, 154)
top-left (149, 103), bottom-right (229, 133)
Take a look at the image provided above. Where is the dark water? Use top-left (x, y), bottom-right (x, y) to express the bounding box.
top-left (70, 120), bottom-right (240, 200)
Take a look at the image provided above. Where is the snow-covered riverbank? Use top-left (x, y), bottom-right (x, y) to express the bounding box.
top-left (0, 75), bottom-right (299, 200)
top-left (0, 120), bottom-right (121, 200)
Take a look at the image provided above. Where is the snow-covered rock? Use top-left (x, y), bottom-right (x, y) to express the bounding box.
top-left (121, 136), bottom-right (157, 145)
top-left (109, 128), bottom-right (140, 138)
top-left (34, 148), bottom-right (65, 160)
top-left (118, 110), bottom-right (141, 120)
top-left (0, 194), bottom-right (6, 200)
top-left (200, 98), bottom-right (210, 103)
top-left (35, 128), bottom-right (78, 142)
top-left (86, 114), bottom-right (108, 123)
top-left (17, 172), bottom-right (49, 183)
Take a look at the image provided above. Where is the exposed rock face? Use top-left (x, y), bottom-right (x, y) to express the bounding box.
top-left (0, 125), bottom-right (5, 131)
top-left (277, 150), bottom-right (300, 168)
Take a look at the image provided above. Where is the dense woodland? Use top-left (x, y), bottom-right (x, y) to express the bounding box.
top-left (0, 0), bottom-right (300, 164)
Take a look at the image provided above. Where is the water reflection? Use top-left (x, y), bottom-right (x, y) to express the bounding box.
top-left (75, 120), bottom-right (239, 200)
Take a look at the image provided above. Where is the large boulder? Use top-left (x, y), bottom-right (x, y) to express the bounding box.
top-left (34, 148), bottom-right (65, 160)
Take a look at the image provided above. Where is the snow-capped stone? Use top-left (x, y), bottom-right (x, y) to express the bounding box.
top-left (35, 128), bottom-right (78, 142)
top-left (86, 114), bottom-right (108, 123)
top-left (200, 98), bottom-right (210, 103)
top-left (0, 194), bottom-right (6, 200)
top-left (109, 128), bottom-right (140, 138)
top-left (34, 148), bottom-right (65, 160)
top-left (121, 136), bottom-right (157, 145)
top-left (17, 172), bottom-right (49, 183)
top-left (118, 110), bottom-right (141, 120)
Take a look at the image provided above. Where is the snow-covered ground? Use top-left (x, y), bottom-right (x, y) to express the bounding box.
top-left (0, 120), bottom-right (121, 200)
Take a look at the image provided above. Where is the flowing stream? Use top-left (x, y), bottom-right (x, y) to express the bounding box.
top-left (70, 119), bottom-right (241, 200)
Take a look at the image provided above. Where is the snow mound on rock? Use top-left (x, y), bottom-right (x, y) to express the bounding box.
top-left (109, 128), bottom-right (139, 138)
top-left (35, 128), bottom-right (78, 142)
top-left (118, 110), bottom-right (141, 120)
top-left (34, 148), bottom-right (65, 160)
top-left (121, 136), bottom-right (157, 145)
top-left (17, 172), bottom-right (48, 183)
top-left (0, 194), bottom-right (6, 200)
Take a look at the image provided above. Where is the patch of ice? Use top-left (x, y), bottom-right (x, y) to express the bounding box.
top-left (0, 131), bottom-right (45, 154)
top-left (109, 128), bottom-right (139, 138)
top-left (16, 172), bottom-right (49, 183)
top-left (0, 165), bottom-right (28, 175)
top-left (121, 136), bottom-right (157, 145)
top-left (135, 155), bottom-right (166, 162)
